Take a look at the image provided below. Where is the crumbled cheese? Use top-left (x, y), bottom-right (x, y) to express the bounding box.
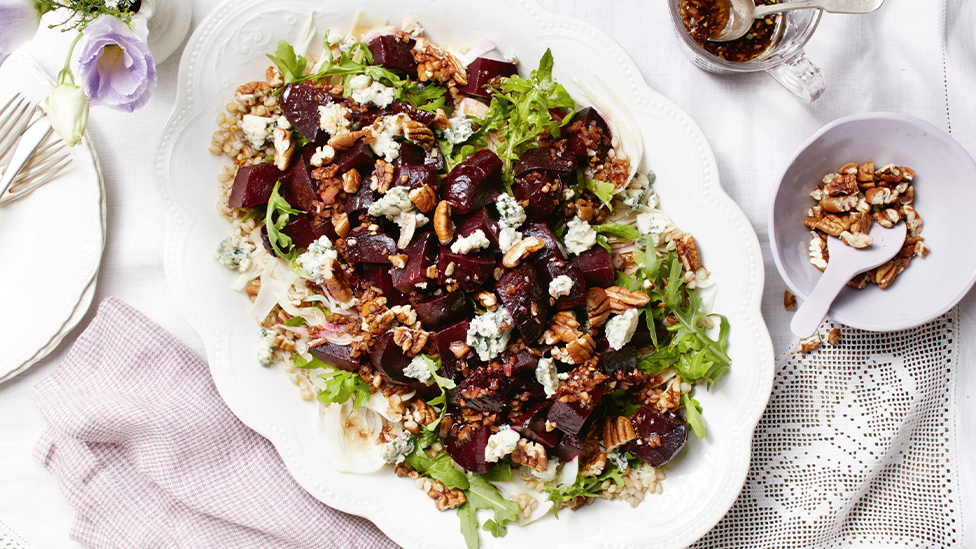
top-left (495, 193), bottom-right (526, 229)
top-left (214, 235), bottom-right (253, 272)
top-left (605, 308), bottom-right (640, 351)
top-left (497, 227), bottom-right (521, 254)
top-left (607, 448), bottom-right (629, 472)
top-left (276, 115), bottom-right (291, 130)
top-left (348, 75), bottom-right (396, 108)
top-left (404, 355), bottom-right (432, 384)
top-left (368, 114), bottom-right (408, 161)
top-left (548, 275), bottom-right (574, 299)
top-left (466, 308), bottom-right (513, 362)
top-left (451, 229), bottom-right (490, 255)
top-left (368, 186), bottom-right (413, 218)
top-left (563, 188), bottom-right (575, 201)
top-left (564, 216), bottom-right (597, 255)
top-left (310, 145), bottom-right (336, 167)
top-left (530, 458), bottom-right (559, 482)
top-left (318, 103), bottom-right (350, 137)
top-left (636, 211), bottom-right (676, 247)
top-left (535, 357), bottom-right (559, 398)
top-left (440, 115), bottom-right (475, 144)
top-left (485, 426), bottom-right (520, 463)
top-left (621, 172), bottom-right (655, 210)
top-left (381, 430), bottom-right (415, 464)
top-left (241, 114), bottom-right (276, 149)
top-left (401, 14), bottom-right (425, 37)
top-left (295, 235), bottom-right (338, 284)
top-left (257, 328), bottom-right (276, 367)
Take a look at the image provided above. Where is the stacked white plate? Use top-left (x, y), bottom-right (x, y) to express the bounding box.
top-left (0, 51), bottom-right (105, 383)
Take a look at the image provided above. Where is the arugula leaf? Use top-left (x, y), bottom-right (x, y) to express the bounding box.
top-left (481, 463), bottom-right (512, 482)
top-left (241, 206), bottom-right (266, 222)
top-left (592, 222), bottom-right (640, 241)
top-left (594, 234), bottom-right (611, 253)
top-left (283, 316), bottom-right (306, 327)
top-left (545, 464), bottom-right (625, 518)
top-left (293, 354), bottom-right (329, 370)
top-left (457, 474), bottom-right (520, 548)
top-left (265, 181), bottom-right (305, 260)
top-left (406, 449), bottom-right (470, 491)
top-left (316, 369), bottom-right (371, 409)
top-left (266, 40), bottom-right (307, 84)
top-left (402, 82), bottom-right (448, 112)
top-left (683, 394), bottom-right (706, 438)
top-left (585, 178), bottom-right (615, 210)
top-left (416, 355), bottom-right (456, 432)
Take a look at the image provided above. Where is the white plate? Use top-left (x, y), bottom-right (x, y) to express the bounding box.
top-left (0, 51), bottom-right (105, 381)
top-left (155, 1), bottom-right (773, 547)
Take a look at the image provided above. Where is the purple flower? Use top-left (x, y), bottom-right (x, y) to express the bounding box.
top-left (77, 15), bottom-right (156, 112)
top-left (0, 0), bottom-right (44, 67)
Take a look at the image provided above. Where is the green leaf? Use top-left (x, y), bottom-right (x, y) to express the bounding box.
top-left (241, 206), bottom-right (266, 221)
top-left (595, 234), bottom-right (611, 253)
top-left (283, 316), bottom-right (306, 327)
top-left (316, 369), bottom-right (371, 409)
top-left (683, 394), bottom-right (706, 438)
top-left (266, 40), bottom-right (307, 84)
top-left (482, 519), bottom-right (508, 538)
top-left (545, 463), bottom-right (625, 517)
top-left (457, 474), bottom-right (520, 549)
top-left (426, 454), bottom-right (470, 490)
top-left (585, 178), bottom-right (615, 210)
top-left (293, 354), bottom-right (329, 370)
top-left (592, 222), bottom-right (640, 241)
top-left (481, 463), bottom-right (512, 482)
top-left (265, 181), bottom-right (305, 260)
top-left (402, 82), bottom-right (448, 111)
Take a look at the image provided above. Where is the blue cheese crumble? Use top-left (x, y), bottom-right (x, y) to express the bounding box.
top-left (466, 308), bottom-right (513, 362)
top-left (440, 115), bottom-right (475, 144)
top-left (368, 114), bottom-right (407, 161)
top-left (485, 426), bottom-right (520, 463)
top-left (564, 216), bottom-right (597, 255)
top-left (318, 103), bottom-right (351, 137)
top-left (214, 235), bottom-right (253, 272)
top-left (404, 355), bottom-right (432, 384)
top-left (296, 235), bottom-right (338, 284)
top-left (548, 275), bottom-right (574, 299)
top-left (495, 193), bottom-right (526, 229)
top-left (241, 114), bottom-right (276, 149)
top-left (620, 172), bottom-right (655, 210)
top-left (348, 75), bottom-right (396, 108)
top-left (369, 186), bottom-right (413, 218)
top-left (497, 227), bottom-right (521, 254)
top-left (381, 430), bottom-right (415, 465)
top-left (535, 357), bottom-right (559, 398)
top-left (257, 328), bottom-right (276, 367)
top-left (605, 308), bottom-right (640, 350)
top-left (636, 210), bottom-right (677, 248)
top-left (451, 229), bottom-right (490, 255)
top-left (607, 448), bottom-right (629, 472)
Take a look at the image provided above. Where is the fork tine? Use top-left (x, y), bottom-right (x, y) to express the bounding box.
top-left (13, 150), bottom-right (70, 182)
top-left (1, 156), bottom-right (72, 204)
top-left (0, 98), bottom-right (36, 161)
top-left (0, 94), bottom-right (20, 121)
top-left (22, 141), bottom-right (67, 168)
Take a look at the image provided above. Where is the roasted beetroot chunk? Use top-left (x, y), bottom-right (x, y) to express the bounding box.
top-left (343, 179), bottom-right (377, 220)
top-left (548, 383), bottom-right (607, 437)
top-left (367, 34), bottom-right (418, 73)
top-left (368, 331), bottom-right (413, 384)
top-left (344, 226), bottom-right (396, 264)
top-left (391, 232), bottom-right (439, 293)
top-left (392, 100), bottom-right (436, 126)
top-left (625, 404), bottom-right (688, 467)
top-left (393, 163), bottom-right (437, 191)
top-left (434, 320), bottom-right (474, 375)
top-left (524, 222), bottom-right (567, 268)
top-left (567, 107), bottom-right (612, 162)
top-left (544, 259), bottom-right (587, 310)
top-left (397, 142), bottom-right (444, 171)
top-left (597, 342), bottom-right (636, 378)
top-left (514, 146), bottom-right (578, 178)
top-left (229, 162), bottom-right (284, 208)
top-left (512, 402), bottom-right (561, 448)
top-left (553, 432), bottom-right (585, 461)
top-left (334, 141), bottom-right (376, 176)
top-left (453, 366), bottom-right (507, 413)
top-left (279, 84), bottom-right (338, 144)
top-left (437, 248), bottom-right (495, 292)
top-left (458, 57), bottom-right (518, 98)
top-left (440, 413), bottom-right (491, 474)
top-left (354, 264), bottom-right (407, 306)
top-left (573, 247), bottom-right (615, 288)
top-left (514, 171), bottom-right (563, 221)
top-left (455, 207), bottom-right (501, 249)
top-left (496, 263), bottom-right (549, 344)
top-left (309, 341), bottom-right (362, 372)
top-left (442, 149), bottom-right (503, 215)
top-left (286, 145), bottom-right (323, 212)
top-left (501, 349), bottom-right (538, 378)
top-left (415, 289), bottom-right (471, 331)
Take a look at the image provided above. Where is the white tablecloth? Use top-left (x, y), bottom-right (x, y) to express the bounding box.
top-left (2, 0), bottom-right (974, 547)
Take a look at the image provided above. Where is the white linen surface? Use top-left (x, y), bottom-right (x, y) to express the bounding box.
top-left (0, 0), bottom-right (973, 547)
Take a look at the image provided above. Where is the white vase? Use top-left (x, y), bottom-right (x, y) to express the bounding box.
top-left (132, 0), bottom-right (192, 65)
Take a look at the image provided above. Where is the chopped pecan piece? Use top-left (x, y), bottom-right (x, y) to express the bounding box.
top-left (502, 237), bottom-right (545, 268)
top-left (426, 479), bottom-right (466, 511)
top-left (409, 184), bottom-right (437, 213)
top-left (605, 286), bottom-right (650, 313)
top-left (393, 326), bottom-right (429, 357)
top-left (784, 290), bottom-right (796, 310)
top-left (361, 296), bottom-right (395, 334)
top-left (546, 311), bottom-right (582, 344)
top-left (403, 119), bottom-right (436, 150)
top-left (827, 328), bottom-right (841, 345)
top-left (327, 128), bottom-right (373, 151)
top-left (586, 287), bottom-right (611, 328)
top-left (674, 232), bottom-right (701, 272)
top-left (603, 416), bottom-right (637, 451)
top-left (551, 334), bottom-right (596, 365)
top-left (795, 334), bottom-right (821, 353)
top-left (510, 439), bottom-right (548, 472)
top-left (370, 159), bottom-right (396, 194)
top-left (342, 169), bottom-right (361, 194)
top-left (433, 200), bottom-right (454, 245)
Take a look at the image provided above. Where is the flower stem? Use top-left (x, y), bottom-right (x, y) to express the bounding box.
top-left (58, 32), bottom-right (84, 85)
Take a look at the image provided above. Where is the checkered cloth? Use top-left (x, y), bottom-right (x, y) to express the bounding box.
top-left (32, 297), bottom-right (399, 549)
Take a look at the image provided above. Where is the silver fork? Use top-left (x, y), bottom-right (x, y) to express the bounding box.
top-left (0, 93), bottom-right (39, 163)
top-left (0, 139), bottom-right (72, 204)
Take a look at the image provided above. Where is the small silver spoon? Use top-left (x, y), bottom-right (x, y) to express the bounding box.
top-left (711, 0), bottom-right (884, 42)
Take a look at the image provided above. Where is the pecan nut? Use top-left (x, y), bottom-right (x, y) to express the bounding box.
top-left (827, 328), bottom-right (841, 345)
top-left (674, 233), bottom-right (701, 272)
top-left (814, 214), bottom-right (851, 237)
top-left (328, 128), bottom-right (373, 151)
top-left (864, 186), bottom-right (898, 206)
top-left (820, 195), bottom-right (859, 213)
top-left (551, 334), bottom-right (596, 364)
top-left (235, 81), bottom-right (271, 105)
top-left (823, 174), bottom-right (859, 197)
top-left (795, 333), bottom-right (821, 353)
top-left (409, 184), bottom-right (437, 214)
top-left (361, 297), bottom-right (395, 334)
top-left (370, 159), bottom-right (395, 194)
top-left (393, 326), bottom-right (429, 357)
top-left (332, 212), bottom-right (351, 238)
top-left (546, 311), bottom-right (581, 344)
top-left (784, 290), bottom-right (796, 310)
top-left (502, 236), bottom-right (545, 268)
top-left (433, 200), bottom-right (454, 245)
top-left (426, 479), bottom-right (466, 511)
top-left (856, 161), bottom-right (875, 183)
top-left (320, 257), bottom-right (352, 303)
top-left (342, 169), bottom-right (361, 194)
top-left (840, 231), bottom-right (873, 249)
top-left (510, 439), bottom-right (548, 472)
top-left (272, 128), bottom-right (295, 171)
top-left (403, 119), bottom-right (436, 150)
top-left (605, 286), bottom-right (651, 313)
top-left (603, 416), bottom-right (637, 451)
top-left (586, 287), bottom-right (611, 328)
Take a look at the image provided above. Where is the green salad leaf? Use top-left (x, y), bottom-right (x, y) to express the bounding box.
top-left (585, 178), bottom-right (615, 210)
top-left (683, 394), bottom-right (707, 438)
top-left (316, 369), bottom-right (371, 409)
top-left (265, 181), bottom-right (305, 260)
top-left (283, 316), bottom-right (306, 327)
top-left (592, 222), bottom-right (640, 241)
top-left (457, 474), bottom-right (520, 548)
top-left (293, 354), bottom-right (328, 370)
top-left (266, 40), bottom-right (307, 84)
top-left (545, 464), bottom-right (625, 518)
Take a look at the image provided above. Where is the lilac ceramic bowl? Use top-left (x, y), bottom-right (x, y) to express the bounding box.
top-left (769, 112), bottom-right (976, 331)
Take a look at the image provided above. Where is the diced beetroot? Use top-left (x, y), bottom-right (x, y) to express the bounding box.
top-left (512, 402), bottom-right (561, 448)
top-left (567, 107), bottom-right (611, 161)
top-left (229, 162), bottom-right (284, 208)
top-left (458, 57), bottom-right (518, 98)
top-left (624, 404), bottom-right (687, 467)
top-left (391, 100), bottom-right (436, 126)
top-left (368, 331), bottom-right (412, 384)
top-left (345, 226), bottom-right (396, 264)
top-left (442, 149), bottom-right (502, 215)
top-left (415, 289), bottom-right (471, 331)
top-left (553, 432), bottom-right (585, 461)
top-left (524, 222), bottom-right (567, 269)
top-left (334, 141), bottom-right (376, 175)
top-left (434, 320), bottom-right (474, 374)
top-left (597, 341), bottom-right (636, 378)
top-left (501, 349), bottom-right (538, 378)
top-left (367, 34), bottom-right (418, 72)
top-left (397, 142), bottom-right (444, 171)
top-left (347, 106), bottom-right (388, 128)
top-left (440, 414), bottom-right (491, 474)
top-left (547, 383), bottom-right (607, 437)
top-left (455, 207), bottom-right (501, 249)
top-left (281, 215), bottom-right (317, 250)
top-left (514, 147), bottom-right (577, 178)
top-left (572, 247), bottom-right (615, 288)
top-left (391, 232), bottom-right (438, 292)
top-left (437, 248), bottom-right (495, 292)
top-left (343, 181), bottom-right (377, 220)
top-left (506, 375), bottom-right (546, 415)
top-left (286, 145), bottom-right (322, 212)
top-left (309, 341), bottom-right (361, 372)
top-left (392, 163), bottom-right (437, 191)
top-left (312, 218), bottom-right (340, 243)
top-left (544, 259), bottom-right (587, 310)
top-left (514, 171), bottom-right (562, 221)
top-left (453, 365), bottom-right (507, 413)
top-left (355, 264), bottom-right (408, 307)
top-left (279, 83), bottom-right (339, 144)
top-left (496, 263), bottom-right (549, 344)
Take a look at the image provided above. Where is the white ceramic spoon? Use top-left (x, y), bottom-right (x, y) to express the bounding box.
top-left (712, 0), bottom-right (884, 42)
top-left (790, 221), bottom-right (907, 338)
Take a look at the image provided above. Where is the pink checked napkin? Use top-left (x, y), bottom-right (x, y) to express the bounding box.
top-left (32, 297), bottom-right (400, 549)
